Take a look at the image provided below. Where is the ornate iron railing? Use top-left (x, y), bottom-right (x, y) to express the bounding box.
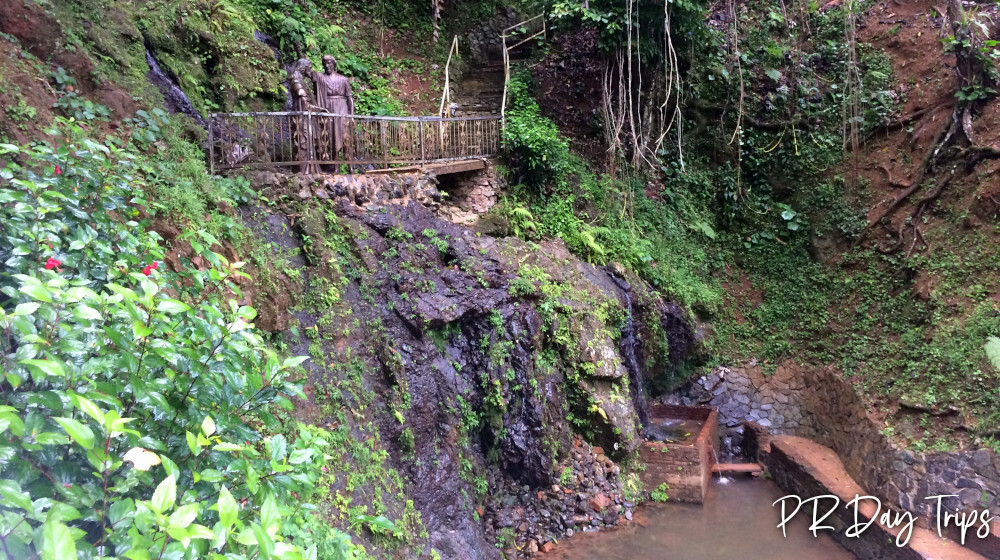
top-left (208, 112), bottom-right (501, 173)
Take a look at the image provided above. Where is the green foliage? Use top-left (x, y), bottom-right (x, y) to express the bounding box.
top-left (650, 482), bottom-right (669, 502)
top-left (0, 127), bottom-right (362, 559)
top-left (986, 337), bottom-right (1000, 372)
top-left (501, 73), bottom-right (573, 189)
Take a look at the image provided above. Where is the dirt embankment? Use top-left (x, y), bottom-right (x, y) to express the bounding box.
top-left (0, 1), bottom-right (137, 142)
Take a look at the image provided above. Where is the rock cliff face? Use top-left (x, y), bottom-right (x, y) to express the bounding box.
top-left (240, 175), bottom-right (699, 558)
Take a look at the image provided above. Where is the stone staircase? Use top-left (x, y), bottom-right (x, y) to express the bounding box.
top-left (452, 61), bottom-right (506, 117)
top-left (452, 45), bottom-right (531, 117)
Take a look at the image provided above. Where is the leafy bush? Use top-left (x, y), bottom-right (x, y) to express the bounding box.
top-left (0, 126), bottom-right (360, 559)
top-left (501, 74), bottom-right (573, 189)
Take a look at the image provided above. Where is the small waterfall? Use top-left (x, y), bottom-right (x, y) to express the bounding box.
top-left (608, 271), bottom-right (650, 427)
top-left (711, 448), bottom-right (733, 485)
top-left (144, 49), bottom-right (207, 127)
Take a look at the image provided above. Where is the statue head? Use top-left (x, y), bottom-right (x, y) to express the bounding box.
top-left (322, 55), bottom-right (338, 74)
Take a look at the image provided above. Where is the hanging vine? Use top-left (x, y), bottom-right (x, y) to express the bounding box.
top-left (431, 0), bottom-right (444, 42)
top-left (599, 0), bottom-right (688, 174)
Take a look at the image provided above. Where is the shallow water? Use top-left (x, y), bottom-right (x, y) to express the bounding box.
top-left (642, 418), bottom-right (703, 444)
top-left (551, 477), bottom-right (855, 560)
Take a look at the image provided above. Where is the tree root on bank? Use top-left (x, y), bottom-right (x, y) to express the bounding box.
top-left (855, 115), bottom-right (950, 247)
top-left (862, 100), bottom-right (951, 146)
top-left (854, 0), bottom-right (998, 257)
top-left (877, 164), bottom-right (913, 188)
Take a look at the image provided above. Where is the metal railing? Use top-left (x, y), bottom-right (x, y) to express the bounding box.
top-left (501, 14), bottom-right (546, 122)
top-left (439, 35), bottom-right (460, 117)
top-left (208, 111), bottom-right (501, 173)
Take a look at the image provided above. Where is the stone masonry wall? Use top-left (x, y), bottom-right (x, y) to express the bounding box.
top-left (677, 360), bottom-right (1000, 519)
top-left (465, 7), bottom-right (521, 63)
top-left (437, 164), bottom-right (501, 226)
top-left (638, 406), bottom-right (717, 503)
top-left (250, 166), bottom-right (500, 227)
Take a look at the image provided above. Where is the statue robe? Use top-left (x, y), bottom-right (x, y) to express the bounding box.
top-left (310, 69), bottom-right (353, 157)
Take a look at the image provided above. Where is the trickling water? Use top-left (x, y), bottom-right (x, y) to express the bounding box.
top-left (711, 448), bottom-right (733, 485)
top-left (144, 50), bottom-right (207, 127)
top-left (608, 272), bottom-right (649, 427)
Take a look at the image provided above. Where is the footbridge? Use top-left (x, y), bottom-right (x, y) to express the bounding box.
top-left (208, 112), bottom-right (500, 175)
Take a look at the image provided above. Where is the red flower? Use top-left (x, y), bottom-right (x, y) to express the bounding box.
top-left (142, 265), bottom-right (153, 276)
top-left (54, 165), bottom-right (62, 176)
top-left (151, 261), bottom-right (159, 270)
top-left (44, 257), bottom-right (62, 272)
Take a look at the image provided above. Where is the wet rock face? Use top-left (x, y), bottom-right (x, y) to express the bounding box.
top-left (244, 194), bottom-right (698, 558)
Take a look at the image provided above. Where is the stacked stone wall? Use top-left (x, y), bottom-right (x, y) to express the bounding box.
top-left (678, 361), bottom-right (1000, 519)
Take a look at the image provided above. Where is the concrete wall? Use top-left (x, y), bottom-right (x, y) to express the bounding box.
top-left (678, 361), bottom-right (1000, 519)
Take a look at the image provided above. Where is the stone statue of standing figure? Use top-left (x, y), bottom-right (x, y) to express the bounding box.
top-left (291, 55), bottom-right (355, 164)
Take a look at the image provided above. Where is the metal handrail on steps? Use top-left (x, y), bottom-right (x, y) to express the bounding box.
top-left (500, 14), bottom-right (546, 124)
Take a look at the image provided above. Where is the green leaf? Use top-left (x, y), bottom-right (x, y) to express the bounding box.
top-left (169, 503), bottom-right (199, 529)
top-left (218, 485), bottom-right (239, 529)
top-left (188, 524), bottom-right (216, 540)
top-left (35, 432), bottom-right (69, 445)
top-left (186, 430), bottom-right (201, 456)
top-left (288, 448), bottom-right (313, 465)
top-left (156, 299), bottom-right (191, 314)
top-left (19, 283), bottom-right (52, 303)
top-left (151, 475), bottom-right (177, 513)
top-left (986, 337), bottom-right (1000, 371)
top-left (21, 358), bottom-right (67, 380)
top-left (282, 356), bottom-right (309, 369)
top-left (201, 416), bottom-right (216, 437)
top-left (0, 480), bottom-right (33, 512)
top-left (54, 417), bottom-right (95, 450)
top-left (132, 320), bottom-right (153, 339)
top-left (41, 520), bottom-right (77, 560)
top-left (70, 393), bottom-right (105, 426)
top-left (697, 222), bottom-right (716, 240)
top-left (269, 435), bottom-right (287, 462)
top-left (74, 304), bottom-right (103, 321)
top-left (13, 302), bottom-right (40, 315)
top-left (765, 68), bottom-right (782, 81)
top-left (246, 467), bottom-right (260, 493)
top-left (253, 523), bottom-right (275, 559)
top-left (261, 494), bottom-right (280, 533)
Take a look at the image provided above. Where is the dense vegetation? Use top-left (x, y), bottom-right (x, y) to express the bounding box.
top-left (3, 0), bottom-right (1000, 557)
top-left (499, 0), bottom-right (1000, 448)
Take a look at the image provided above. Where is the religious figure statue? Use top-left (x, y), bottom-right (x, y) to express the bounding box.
top-left (287, 55), bottom-right (356, 170)
top-left (308, 55), bottom-right (354, 159)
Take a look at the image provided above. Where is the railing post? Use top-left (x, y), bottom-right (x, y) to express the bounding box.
top-left (419, 119), bottom-right (425, 163)
top-left (306, 112), bottom-right (315, 173)
top-left (380, 120), bottom-right (388, 164)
